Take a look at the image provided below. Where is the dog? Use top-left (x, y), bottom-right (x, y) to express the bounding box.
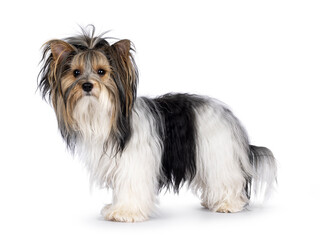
top-left (38, 26), bottom-right (277, 222)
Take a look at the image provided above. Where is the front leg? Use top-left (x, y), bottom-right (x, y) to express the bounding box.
top-left (100, 103), bottom-right (162, 222)
top-left (101, 149), bottom-right (160, 222)
top-left (101, 180), bottom-right (157, 223)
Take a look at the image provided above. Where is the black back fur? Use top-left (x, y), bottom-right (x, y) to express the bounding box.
top-left (143, 94), bottom-right (205, 192)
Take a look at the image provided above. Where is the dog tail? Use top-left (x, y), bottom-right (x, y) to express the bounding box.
top-left (246, 145), bottom-right (277, 203)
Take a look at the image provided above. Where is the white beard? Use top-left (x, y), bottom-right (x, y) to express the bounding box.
top-left (72, 89), bottom-right (113, 186)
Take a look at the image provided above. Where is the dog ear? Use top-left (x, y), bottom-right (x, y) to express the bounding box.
top-left (111, 39), bottom-right (131, 57)
top-left (49, 40), bottom-right (75, 63)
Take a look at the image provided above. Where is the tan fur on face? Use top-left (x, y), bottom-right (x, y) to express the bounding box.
top-left (56, 50), bottom-right (118, 131)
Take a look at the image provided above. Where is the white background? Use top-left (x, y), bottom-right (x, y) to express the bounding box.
top-left (1, 0), bottom-right (319, 239)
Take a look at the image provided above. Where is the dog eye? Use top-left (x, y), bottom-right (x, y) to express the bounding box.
top-left (97, 69), bottom-right (106, 76)
top-left (73, 69), bottom-right (81, 78)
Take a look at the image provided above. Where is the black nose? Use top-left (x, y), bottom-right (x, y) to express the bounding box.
top-left (82, 82), bottom-right (93, 92)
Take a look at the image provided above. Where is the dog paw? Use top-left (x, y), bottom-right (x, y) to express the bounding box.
top-left (201, 201), bottom-right (209, 209)
top-left (101, 204), bottom-right (112, 216)
top-left (101, 205), bottom-right (148, 222)
top-left (215, 202), bottom-right (243, 213)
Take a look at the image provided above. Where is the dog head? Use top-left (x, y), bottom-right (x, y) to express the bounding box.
top-left (38, 26), bottom-right (138, 152)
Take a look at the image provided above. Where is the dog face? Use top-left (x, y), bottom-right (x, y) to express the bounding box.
top-left (38, 28), bottom-right (138, 151)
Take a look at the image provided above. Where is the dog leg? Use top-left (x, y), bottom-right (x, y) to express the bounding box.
top-left (101, 176), bottom-right (158, 222)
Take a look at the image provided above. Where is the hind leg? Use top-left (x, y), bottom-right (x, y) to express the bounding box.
top-left (195, 132), bottom-right (249, 213)
top-left (194, 102), bottom-right (253, 213)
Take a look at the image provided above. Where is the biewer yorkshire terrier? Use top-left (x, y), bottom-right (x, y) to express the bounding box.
top-left (38, 26), bottom-right (277, 222)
